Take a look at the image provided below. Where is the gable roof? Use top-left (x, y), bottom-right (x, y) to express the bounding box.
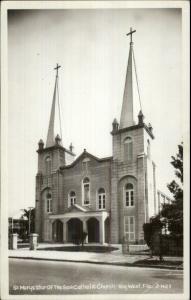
top-left (60, 149), bottom-right (112, 170)
top-left (64, 203), bottom-right (91, 213)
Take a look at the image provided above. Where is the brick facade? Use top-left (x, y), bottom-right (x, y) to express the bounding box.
top-left (35, 122), bottom-right (157, 244)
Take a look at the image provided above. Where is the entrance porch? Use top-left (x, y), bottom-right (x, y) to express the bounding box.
top-left (49, 205), bottom-right (110, 244)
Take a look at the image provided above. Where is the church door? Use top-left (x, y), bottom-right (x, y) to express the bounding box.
top-left (52, 220), bottom-right (63, 242)
top-left (87, 218), bottom-right (99, 243)
top-left (67, 218), bottom-right (83, 243)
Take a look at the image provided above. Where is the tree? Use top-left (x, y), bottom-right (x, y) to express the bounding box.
top-left (143, 223), bottom-right (153, 255)
top-left (143, 143), bottom-right (183, 258)
top-left (160, 143), bottom-right (183, 236)
top-left (21, 208), bottom-right (35, 236)
top-left (143, 216), bottom-right (164, 260)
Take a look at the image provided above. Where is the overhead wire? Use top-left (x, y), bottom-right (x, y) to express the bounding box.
top-left (132, 48), bottom-right (143, 112)
top-left (56, 74), bottom-right (63, 142)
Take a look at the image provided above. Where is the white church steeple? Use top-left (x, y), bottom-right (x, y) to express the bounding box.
top-left (46, 64), bottom-right (62, 148)
top-left (119, 27), bottom-right (138, 129)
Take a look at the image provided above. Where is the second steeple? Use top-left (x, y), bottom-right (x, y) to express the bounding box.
top-left (119, 28), bottom-right (137, 129)
top-left (46, 64), bottom-right (62, 148)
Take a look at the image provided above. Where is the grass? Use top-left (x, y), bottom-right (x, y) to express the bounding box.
top-left (18, 243), bottom-right (29, 248)
top-left (133, 258), bottom-right (183, 267)
top-left (37, 245), bottom-right (118, 253)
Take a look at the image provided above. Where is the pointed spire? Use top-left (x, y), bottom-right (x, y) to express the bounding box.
top-left (119, 28), bottom-right (136, 129)
top-left (46, 64), bottom-right (62, 148)
top-left (46, 77), bottom-right (57, 147)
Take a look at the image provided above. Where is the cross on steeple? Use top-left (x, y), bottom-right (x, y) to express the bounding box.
top-left (120, 27), bottom-right (143, 129)
top-left (54, 63), bottom-right (61, 77)
top-left (46, 64), bottom-right (62, 147)
top-left (120, 27), bottom-right (137, 129)
top-left (126, 27), bottom-right (136, 43)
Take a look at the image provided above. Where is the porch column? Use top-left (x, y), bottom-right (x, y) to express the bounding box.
top-left (63, 220), bottom-right (67, 243)
top-left (83, 220), bottom-right (88, 243)
top-left (99, 216), bottom-right (105, 244)
top-left (52, 221), bottom-right (56, 242)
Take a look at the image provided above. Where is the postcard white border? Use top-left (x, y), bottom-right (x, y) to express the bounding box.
top-left (1, 1), bottom-right (190, 300)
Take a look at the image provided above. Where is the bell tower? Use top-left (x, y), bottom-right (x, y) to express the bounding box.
top-left (35, 64), bottom-right (75, 241)
top-left (37, 64), bottom-right (75, 175)
top-left (110, 28), bottom-right (157, 244)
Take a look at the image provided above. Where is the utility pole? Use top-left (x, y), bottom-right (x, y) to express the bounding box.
top-left (12, 217), bottom-right (14, 233)
top-left (28, 207), bottom-right (34, 235)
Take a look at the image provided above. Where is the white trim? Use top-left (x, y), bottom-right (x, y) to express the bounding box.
top-left (82, 158), bottom-right (90, 163)
top-left (97, 189), bottom-right (106, 210)
top-left (82, 177), bottom-right (90, 206)
top-left (73, 204), bottom-right (87, 212)
top-left (45, 190), bottom-right (52, 213)
top-left (68, 190), bottom-right (76, 207)
top-left (123, 184), bottom-right (134, 207)
top-left (123, 136), bottom-right (133, 143)
top-left (49, 210), bottom-right (109, 220)
top-left (46, 198), bottom-right (52, 213)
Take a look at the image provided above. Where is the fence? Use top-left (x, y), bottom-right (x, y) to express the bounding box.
top-left (160, 235), bottom-right (183, 256)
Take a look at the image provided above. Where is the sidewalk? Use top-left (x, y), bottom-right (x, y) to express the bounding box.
top-left (9, 244), bottom-right (183, 270)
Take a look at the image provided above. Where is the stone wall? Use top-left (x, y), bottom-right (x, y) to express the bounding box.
top-left (35, 149), bottom-right (112, 241)
top-left (61, 156), bottom-right (111, 212)
top-left (111, 125), bottom-right (156, 244)
top-left (35, 124), bottom-right (156, 244)
top-left (35, 145), bottom-right (69, 241)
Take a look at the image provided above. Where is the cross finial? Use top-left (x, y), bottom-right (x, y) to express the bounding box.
top-left (54, 63), bottom-right (61, 77)
top-left (126, 27), bottom-right (136, 43)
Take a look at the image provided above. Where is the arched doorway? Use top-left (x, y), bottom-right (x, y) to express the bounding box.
top-left (52, 220), bottom-right (63, 242)
top-left (67, 218), bottom-right (83, 243)
top-left (87, 218), bottom-right (99, 243)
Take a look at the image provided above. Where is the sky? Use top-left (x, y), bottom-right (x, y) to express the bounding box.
top-left (8, 8), bottom-right (182, 217)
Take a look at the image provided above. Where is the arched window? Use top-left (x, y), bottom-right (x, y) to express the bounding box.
top-left (124, 137), bottom-right (133, 161)
top-left (46, 191), bottom-right (52, 213)
top-left (98, 188), bottom-right (106, 210)
top-left (45, 156), bottom-right (51, 174)
top-left (68, 191), bottom-right (76, 207)
top-left (82, 158), bottom-right (90, 172)
top-left (124, 183), bottom-right (134, 207)
top-left (82, 177), bottom-right (90, 205)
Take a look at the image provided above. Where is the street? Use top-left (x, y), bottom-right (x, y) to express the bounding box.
top-left (9, 258), bottom-right (183, 295)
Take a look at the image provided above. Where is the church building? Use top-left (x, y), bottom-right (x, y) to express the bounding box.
top-left (35, 28), bottom-right (157, 244)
